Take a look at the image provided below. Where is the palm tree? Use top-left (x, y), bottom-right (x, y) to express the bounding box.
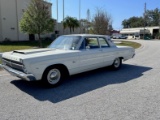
top-left (63, 16), bottom-right (80, 33)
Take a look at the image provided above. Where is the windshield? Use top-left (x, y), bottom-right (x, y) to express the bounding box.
top-left (48, 36), bottom-right (81, 50)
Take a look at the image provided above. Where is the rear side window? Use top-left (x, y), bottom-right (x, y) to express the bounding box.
top-left (99, 37), bottom-right (109, 48)
top-left (80, 37), bottom-right (100, 49)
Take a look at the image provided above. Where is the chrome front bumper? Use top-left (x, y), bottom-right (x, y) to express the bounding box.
top-left (0, 64), bottom-right (36, 81)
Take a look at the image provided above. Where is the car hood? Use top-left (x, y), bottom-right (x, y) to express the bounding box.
top-left (2, 48), bottom-right (79, 62)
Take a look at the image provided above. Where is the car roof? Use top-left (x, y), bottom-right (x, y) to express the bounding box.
top-left (62, 34), bottom-right (110, 38)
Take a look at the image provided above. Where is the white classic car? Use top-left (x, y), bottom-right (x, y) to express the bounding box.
top-left (0, 34), bottom-right (135, 86)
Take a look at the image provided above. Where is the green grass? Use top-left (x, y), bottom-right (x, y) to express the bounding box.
top-left (0, 40), bottom-right (141, 52)
top-left (116, 41), bottom-right (141, 49)
top-left (0, 40), bottom-right (52, 52)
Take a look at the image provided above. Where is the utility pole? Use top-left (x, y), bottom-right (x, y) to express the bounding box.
top-left (87, 9), bottom-right (91, 33)
top-left (15, 0), bottom-right (19, 41)
top-left (143, 3), bottom-right (146, 40)
top-left (63, 0), bottom-right (65, 34)
top-left (79, 0), bottom-right (81, 34)
top-left (0, 0), bottom-right (3, 40)
top-left (56, 0), bottom-right (58, 33)
top-left (159, 12), bottom-right (160, 39)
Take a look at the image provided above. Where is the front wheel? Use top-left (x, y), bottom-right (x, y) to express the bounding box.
top-left (111, 58), bottom-right (122, 70)
top-left (42, 67), bottom-right (63, 87)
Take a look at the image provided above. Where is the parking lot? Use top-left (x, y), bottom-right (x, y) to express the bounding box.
top-left (0, 40), bottom-right (160, 120)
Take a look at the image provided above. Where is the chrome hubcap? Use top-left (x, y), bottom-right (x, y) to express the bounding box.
top-left (47, 69), bottom-right (61, 85)
top-left (50, 72), bottom-right (58, 79)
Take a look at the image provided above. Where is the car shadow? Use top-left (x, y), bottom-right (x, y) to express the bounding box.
top-left (11, 64), bottom-right (152, 103)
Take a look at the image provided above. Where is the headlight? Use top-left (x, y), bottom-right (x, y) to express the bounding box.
top-left (19, 59), bottom-right (28, 73)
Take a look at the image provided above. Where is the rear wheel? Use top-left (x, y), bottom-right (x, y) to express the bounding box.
top-left (111, 58), bottom-right (122, 70)
top-left (42, 66), bottom-right (64, 87)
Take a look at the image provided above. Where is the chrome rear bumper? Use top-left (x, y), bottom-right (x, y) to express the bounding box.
top-left (0, 64), bottom-right (36, 81)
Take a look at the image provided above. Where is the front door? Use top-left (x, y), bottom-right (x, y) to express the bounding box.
top-left (79, 37), bottom-right (103, 72)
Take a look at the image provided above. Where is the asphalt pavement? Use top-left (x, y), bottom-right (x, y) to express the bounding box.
top-left (1, 40), bottom-right (160, 120)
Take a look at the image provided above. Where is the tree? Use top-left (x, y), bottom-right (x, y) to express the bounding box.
top-left (122, 8), bottom-right (160, 28)
top-left (122, 17), bottom-right (144, 28)
top-left (63, 16), bottom-right (80, 33)
top-left (146, 8), bottom-right (160, 26)
top-left (92, 8), bottom-right (112, 35)
top-left (20, 0), bottom-right (55, 47)
top-left (79, 19), bottom-right (92, 33)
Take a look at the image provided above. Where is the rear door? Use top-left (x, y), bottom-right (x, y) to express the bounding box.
top-left (98, 37), bottom-right (118, 66)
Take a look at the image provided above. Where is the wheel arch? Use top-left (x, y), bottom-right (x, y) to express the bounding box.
top-left (119, 57), bottom-right (124, 61)
top-left (42, 64), bottom-right (70, 79)
top-left (112, 57), bottom-right (123, 64)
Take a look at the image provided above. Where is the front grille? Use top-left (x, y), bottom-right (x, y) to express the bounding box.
top-left (2, 58), bottom-right (24, 72)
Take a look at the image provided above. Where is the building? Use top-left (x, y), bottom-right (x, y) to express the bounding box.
top-left (0, 0), bottom-right (52, 42)
top-left (120, 26), bottom-right (160, 39)
top-left (55, 22), bottom-right (80, 36)
top-left (110, 30), bottom-right (120, 38)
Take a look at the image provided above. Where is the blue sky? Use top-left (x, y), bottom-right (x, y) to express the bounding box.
top-left (50, 0), bottom-right (160, 30)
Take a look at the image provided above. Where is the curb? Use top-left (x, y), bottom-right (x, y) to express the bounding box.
top-left (135, 43), bottom-right (144, 51)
